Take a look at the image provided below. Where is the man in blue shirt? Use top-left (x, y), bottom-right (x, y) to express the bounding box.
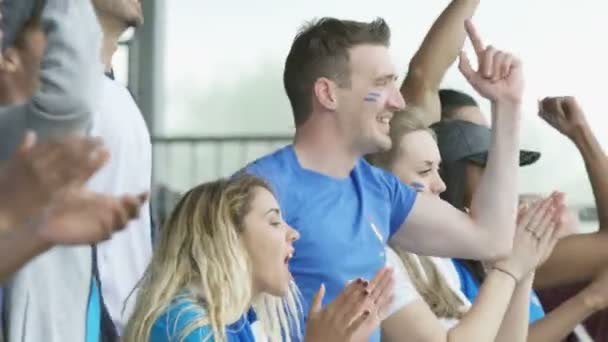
top-left (245, 17), bottom-right (525, 341)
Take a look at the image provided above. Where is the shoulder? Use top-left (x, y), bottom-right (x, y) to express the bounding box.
top-left (244, 145), bottom-right (292, 175)
top-left (241, 145), bottom-right (294, 195)
top-left (151, 296), bottom-right (213, 342)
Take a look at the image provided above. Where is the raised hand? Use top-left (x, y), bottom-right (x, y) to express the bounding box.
top-left (33, 190), bottom-right (148, 245)
top-left (494, 194), bottom-right (563, 280)
top-left (458, 19), bottom-right (524, 105)
top-left (305, 267), bottom-right (394, 342)
top-left (538, 96), bottom-right (588, 139)
top-left (0, 132), bottom-right (108, 230)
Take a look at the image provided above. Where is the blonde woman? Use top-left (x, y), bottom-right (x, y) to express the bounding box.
top-left (367, 112), bottom-right (563, 341)
top-left (125, 174), bottom-right (392, 342)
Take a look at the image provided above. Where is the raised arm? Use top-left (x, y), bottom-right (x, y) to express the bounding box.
top-left (526, 267), bottom-right (608, 342)
top-left (539, 96), bottom-right (608, 230)
top-left (391, 20), bottom-right (522, 260)
top-left (27, 0), bottom-right (103, 140)
top-left (401, 0), bottom-right (481, 125)
top-left (534, 97), bottom-right (608, 288)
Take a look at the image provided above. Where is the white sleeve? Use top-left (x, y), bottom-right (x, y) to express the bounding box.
top-left (384, 247), bottom-right (421, 318)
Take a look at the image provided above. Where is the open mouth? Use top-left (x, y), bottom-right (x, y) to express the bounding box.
top-left (284, 251), bottom-right (294, 264)
top-left (377, 116), bottom-right (391, 125)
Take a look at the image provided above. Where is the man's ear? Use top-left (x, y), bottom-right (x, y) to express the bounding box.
top-left (0, 48), bottom-right (22, 74)
top-left (313, 77), bottom-right (339, 111)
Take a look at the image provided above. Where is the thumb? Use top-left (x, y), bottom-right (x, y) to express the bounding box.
top-left (458, 51), bottom-right (476, 83)
top-left (309, 283), bottom-right (325, 315)
top-left (18, 131), bottom-right (37, 154)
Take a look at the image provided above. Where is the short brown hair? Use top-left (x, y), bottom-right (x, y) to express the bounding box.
top-left (283, 17), bottom-right (391, 127)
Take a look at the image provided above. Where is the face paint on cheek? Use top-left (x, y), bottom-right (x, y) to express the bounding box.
top-left (411, 182), bottom-right (426, 192)
top-left (364, 91), bottom-right (382, 102)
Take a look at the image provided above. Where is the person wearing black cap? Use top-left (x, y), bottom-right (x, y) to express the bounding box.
top-left (431, 119), bottom-right (540, 212)
top-left (435, 95), bottom-right (608, 341)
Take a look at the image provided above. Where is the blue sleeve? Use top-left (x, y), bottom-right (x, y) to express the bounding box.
top-left (529, 291), bottom-right (546, 323)
top-left (386, 173), bottom-right (418, 237)
top-left (150, 300), bottom-right (214, 342)
top-left (180, 326), bottom-right (214, 342)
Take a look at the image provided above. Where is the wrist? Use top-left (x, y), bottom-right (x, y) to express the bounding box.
top-left (28, 213), bottom-right (56, 250)
top-left (491, 101), bottom-right (522, 129)
top-left (570, 122), bottom-right (593, 145)
top-left (492, 99), bottom-right (523, 115)
top-left (492, 265), bottom-right (521, 283)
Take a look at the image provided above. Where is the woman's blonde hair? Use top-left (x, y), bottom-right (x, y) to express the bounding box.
top-left (124, 174), bottom-right (302, 342)
top-left (367, 110), bottom-right (464, 319)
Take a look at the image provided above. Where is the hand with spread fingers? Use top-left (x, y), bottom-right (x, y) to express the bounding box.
top-left (305, 267), bottom-right (394, 342)
top-left (538, 96), bottom-right (589, 140)
top-left (493, 193), bottom-right (564, 281)
top-left (458, 19), bottom-right (524, 105)
top-left (0, 131), bottom-right (109, 231)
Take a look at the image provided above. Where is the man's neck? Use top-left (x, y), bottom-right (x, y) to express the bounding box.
top-left (293, 123), bottom-right (359, 178)
top-left (97, 16), bottom-right (126, 73)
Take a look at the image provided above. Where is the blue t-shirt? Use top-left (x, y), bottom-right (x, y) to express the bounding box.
top-left (452, 259), bottom-right (545, 323)
top-left (151, 296), bottom-right (256, 342)
top-left (245, 145), bottom-right (417, 342)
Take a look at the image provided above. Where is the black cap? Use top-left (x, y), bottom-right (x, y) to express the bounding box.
top-left (431, 120), bottom-right (540, 166)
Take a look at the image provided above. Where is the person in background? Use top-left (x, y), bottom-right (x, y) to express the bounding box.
top-left (435, 94), bottom-right (608, 341)
top-left (0, 0), bottom-right (137, 341)
top-left (0, 131), bottom-right (147, 283)
top-left (125, 175), bottom-right (394, 342)
top-left (85, 0), bottom-right (153, 337)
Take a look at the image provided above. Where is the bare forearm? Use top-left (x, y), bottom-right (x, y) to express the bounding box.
top-left (447, 270), bottom-right (516, 341)
top-left (572, 124), bottom-right (608, 230)
top-left (535, 233), bottom-right (608, 289)
top-left (407, 0), bottom-right (480, 89)
top-left (401, 0), bottom-right (480, 125)
top-left (469, 102), bottom-right (521, 258)
top-left (527, 292), bottom-right (596, 342)
top-left (0, 226), bottom-right (52, 283)
top-left (495, 274), bottom-right (534, 342)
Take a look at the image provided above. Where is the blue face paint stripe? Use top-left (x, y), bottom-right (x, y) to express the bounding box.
top-left (364, 91), bottom-right (382, 102)
top-left (411, 182), bottom-right (425, 192)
